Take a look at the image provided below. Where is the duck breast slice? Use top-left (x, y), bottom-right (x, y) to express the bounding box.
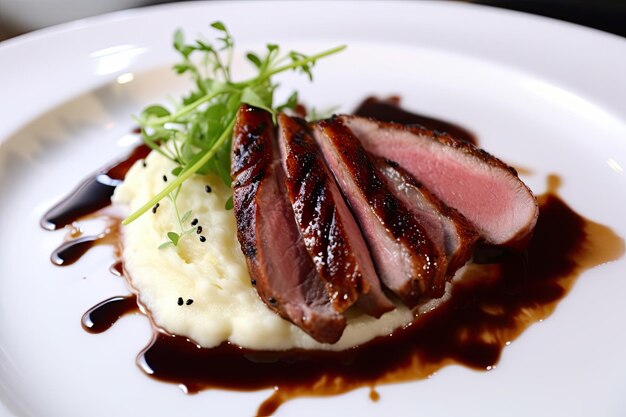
top-left (277, 114), bottom-right (394, 317)
top-left (314, 117), bottom-right (443, 306)
top-left (232, 105), bottom-right (346, 343)
top-left (341, 115), bottom-right (538, 247)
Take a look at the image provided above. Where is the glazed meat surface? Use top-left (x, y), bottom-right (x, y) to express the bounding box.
top-left (231, 105), bottom-right (346, 343)
top-left (230, 104), bottom-right (538, 343)
top-left (314, 117), bottom-right (443, 306)
top-left (277, 114), bottom-right (393, 317)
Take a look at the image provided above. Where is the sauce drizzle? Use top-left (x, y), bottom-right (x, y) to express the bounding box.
top-left (41, 145), bottom-right (149, 230)
top-left (50, 221), bottom-right (119, 266)
top-left (132, 188), bottom-right (624, 415)
top-left (42, 107), bottom-right (624, 415)
top-left (82, 295), bottom-right (139, 334)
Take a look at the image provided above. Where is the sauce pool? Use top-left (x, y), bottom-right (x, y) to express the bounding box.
top-left (354, 96), bottom-right (477, 145)
top-left (42, 100), bottom-right (624, 416)
top-left (134, 186), bottom-right (624, 415)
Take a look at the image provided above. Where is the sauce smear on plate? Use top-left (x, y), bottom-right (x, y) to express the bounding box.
top-left (42, 99), bottom-right (624, 415)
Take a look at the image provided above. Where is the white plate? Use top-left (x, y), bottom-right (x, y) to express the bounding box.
top-left (1, 1), bottom-right (626, 416)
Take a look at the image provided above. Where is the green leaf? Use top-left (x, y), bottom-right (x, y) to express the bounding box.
top-left (224, 195), bottom-right (234, 211)
top-left (214, 153), bottom-right (232, 187)
top-left (225, 91), bottom-right (243, 115)
top-left (204, 102), bottom-right (227, 121)
top-left (246, 53), bottom-right (262, 68)
top-left (277, 91), bottom-right (298, 112)
top-left (202, 79), bottom-right (230, 95)
top-left (181, 210), bottom-right (192, 224)
top-left (167, 232), bottom-right (180, 246)
top-left (142, 105), bottom-right (171, 119)
top-left (241, 87), bottom-right (272, 114)
top-left (158, 241), bottom-right (174, 250)
top-left (308, 105), bottom-right (340, 121)
top-left (171, 166), bottom-right (183, 176)
top-left (173, 63), bottom-right (190, 74)
top-left (195, 40), bottom-right (215, 52)
top-left (173, 29), bottom-right (194, 58)
top-left (173, 29), bottom-right (184, 51)
top-left (210, 21), bottom-right (226, 31)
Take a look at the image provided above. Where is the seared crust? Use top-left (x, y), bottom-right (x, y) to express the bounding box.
top-left (277, 114), bottom-right (393, 317)
top-left (377, 158), bottom-right (479, 281)
top-left (231, 105), bottom-right (346, 343)
top-left (316, 117), bottom-right (441, 305)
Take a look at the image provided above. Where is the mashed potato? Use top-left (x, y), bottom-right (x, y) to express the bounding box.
top-left (112, 150), bottom-right (441, 351)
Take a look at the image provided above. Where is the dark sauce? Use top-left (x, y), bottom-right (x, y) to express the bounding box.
top-left (134, 189), bottom-right (624, 414)
top-left (110, 261), bottom-right (124, 277)
top-left (42, 111), bottom-right (624, 415)
top-left (50, 222), bottom-right (118, 266)
top-left (354, 96), bottom-right (478, 145)
top-left (40, 145), bottom-right (150, 230)
top-left (51, 235), bottom-right (102, 266)
top-left (82, 295), bottom-right (139, 333)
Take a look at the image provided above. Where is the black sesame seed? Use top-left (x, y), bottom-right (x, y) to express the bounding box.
top-left (191, 218), bottom-right (198, 226)
top-left (251, 279), bottom-right (256, 286)
top-left (142, 160), bottom-right (147, 168)
top-left (163, 175), bottom-right (168, 182)
top-left (199, 236), bottom-right (206, 242)
top-left (268, 297), bottom-right (277, 305)
top-left (152, 203), bottom-right (160, 214)
top-left (186, 299), bottom-right (194, 305)
top-left (205, 185), bottom-right (212, 193)
top-left (177, 297), bottom-right (183, 306)
top-left (196, 226), bottom-right (203, 234)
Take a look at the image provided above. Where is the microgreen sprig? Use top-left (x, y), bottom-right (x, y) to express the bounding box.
top-left (157, 186), bottom-right (196, 249)
top-left (122, 22), bottom-right (345, 227)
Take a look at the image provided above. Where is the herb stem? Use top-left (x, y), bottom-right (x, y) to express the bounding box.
top-left (232, 45), bottom-right (347, 88)
top-left (147, 89), bottom-right (230, 126)
top-left (266, 45), bottom-right (346, 79)
top-left (122, 115), bottom-right (237, 225)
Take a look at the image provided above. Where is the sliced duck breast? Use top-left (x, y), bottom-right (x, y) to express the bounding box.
top-left (231, 105), bottom-right (346, 343)
top-left (277, 114), bottom-right (394, 317)
top-left (314, 117), bottom-right (443, 306)
top-left (376, 158), bottom-right (479, 279)
top-left (341, 115), bottom-right (538, 246)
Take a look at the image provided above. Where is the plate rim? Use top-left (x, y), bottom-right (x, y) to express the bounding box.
top-left (1, 2), bottom-right (626, 416)
top-left (2, 0), bottom-right (626, 143)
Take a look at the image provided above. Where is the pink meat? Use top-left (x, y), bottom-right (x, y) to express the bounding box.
top-left (314, 117), bottom-right (442, 306)
top-left (342, 116), bottom-right (538, 246)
